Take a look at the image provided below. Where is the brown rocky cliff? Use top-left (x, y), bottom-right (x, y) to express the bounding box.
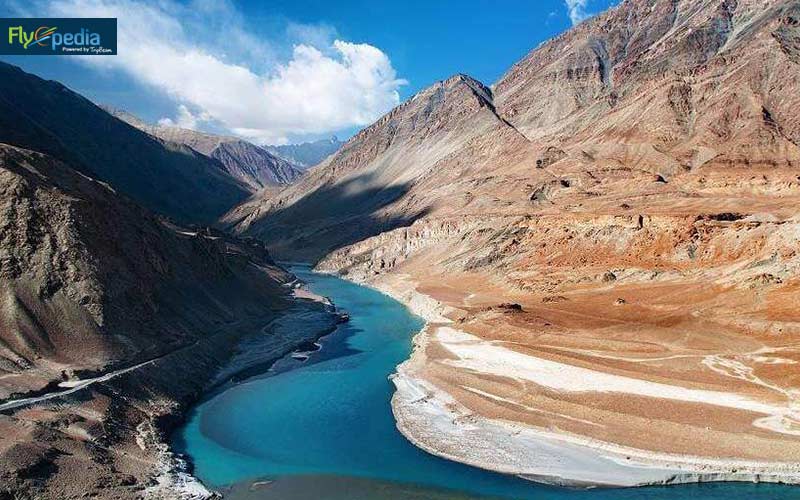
top-left (0, 143), bottom-right (340, 499)
top-left (493, 0), bottom-right (800, 150)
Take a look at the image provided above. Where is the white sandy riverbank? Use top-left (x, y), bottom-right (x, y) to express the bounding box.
top-left (372, 274), bottom-right (800, 487)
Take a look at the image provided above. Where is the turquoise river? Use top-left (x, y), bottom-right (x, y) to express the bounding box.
top-left (174, 265), bottom-right (800, 500)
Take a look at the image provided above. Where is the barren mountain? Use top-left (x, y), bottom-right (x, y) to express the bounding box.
top-left (107, 107), bottom-right (304, 190)
top-left (210, 140), bottom-right (303, 187)
top-left (0, 144), bottom-right (336, 498)
top-left (227, 0), bottom-right (800, 485)
top-left (223, 73), bottom-right (527, 261)
top-left (265, 136), bottom-right (344, 169)
top-left (0, 63), bottom-right (251, 225)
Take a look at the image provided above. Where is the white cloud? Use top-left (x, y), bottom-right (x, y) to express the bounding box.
top-left (36, 0), bottom-right (406, 144)
top-left (227, 41), bottom-right (404, 142)
top-left (564, 0), bottom-right (592, 26)
top-left (157, 104), bottom-right (210, 130)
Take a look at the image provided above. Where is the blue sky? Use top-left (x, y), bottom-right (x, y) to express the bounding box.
top-left (1, 0), bottom-right (617, 144)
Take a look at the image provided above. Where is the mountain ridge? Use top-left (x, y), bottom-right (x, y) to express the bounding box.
top-left (222, 71), bottom-right (529, 260)
top-left (0, 62), bottom-right (250, 225)
top-left (104, 106), bottom-right (304, 190)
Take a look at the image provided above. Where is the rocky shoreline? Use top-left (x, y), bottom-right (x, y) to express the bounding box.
top-left (146, 290), bottom-right (343, 500)
top-left (0, 280), bottom-right (341, 499)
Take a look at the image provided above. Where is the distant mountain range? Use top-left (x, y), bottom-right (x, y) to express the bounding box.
top-left (105, 107), bottom-right (304, 190)
top-left (264, 136), bottom-right (343, 169)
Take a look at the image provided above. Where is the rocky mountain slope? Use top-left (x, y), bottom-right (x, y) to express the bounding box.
top-left (0, 63), bottom-right (251, 225)
top-left (227, 0), bottom-right (800, 485)
top-left (223, 73), bottom-right (529, 261)
top-left (0, 143), bottom-right (282, 398)
top-left (265, 136), bottom-right (344, 169)
top-left (106, 108), bottom-right (304, 190)
top-left (0, 143), bottom-right (337, 498)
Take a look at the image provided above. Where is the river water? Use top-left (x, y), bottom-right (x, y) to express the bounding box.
top-left (173, 265), bottom-right (798, 499)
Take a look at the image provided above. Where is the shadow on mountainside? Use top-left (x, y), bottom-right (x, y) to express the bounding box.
top-left (247, 172), bottom-right (430, 264)
top-left (0, 145), bottom-right (293, 378)
top-left (0, 62), bottom-right (249, 225)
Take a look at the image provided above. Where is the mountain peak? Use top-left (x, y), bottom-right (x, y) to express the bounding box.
top-left (442, 73), bottom-right (495, 107)
top-left (411, 73), bottom-right (494, 108)
top-left (493, 0), bottom-right (799, 141)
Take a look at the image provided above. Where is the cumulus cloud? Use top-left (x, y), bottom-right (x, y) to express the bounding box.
top-left (564, 0), bottom-right (591, 26)
top-left (36, 0), bottom-right (406, 144)
top-left (228, 41), bottom-right (403, 142)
